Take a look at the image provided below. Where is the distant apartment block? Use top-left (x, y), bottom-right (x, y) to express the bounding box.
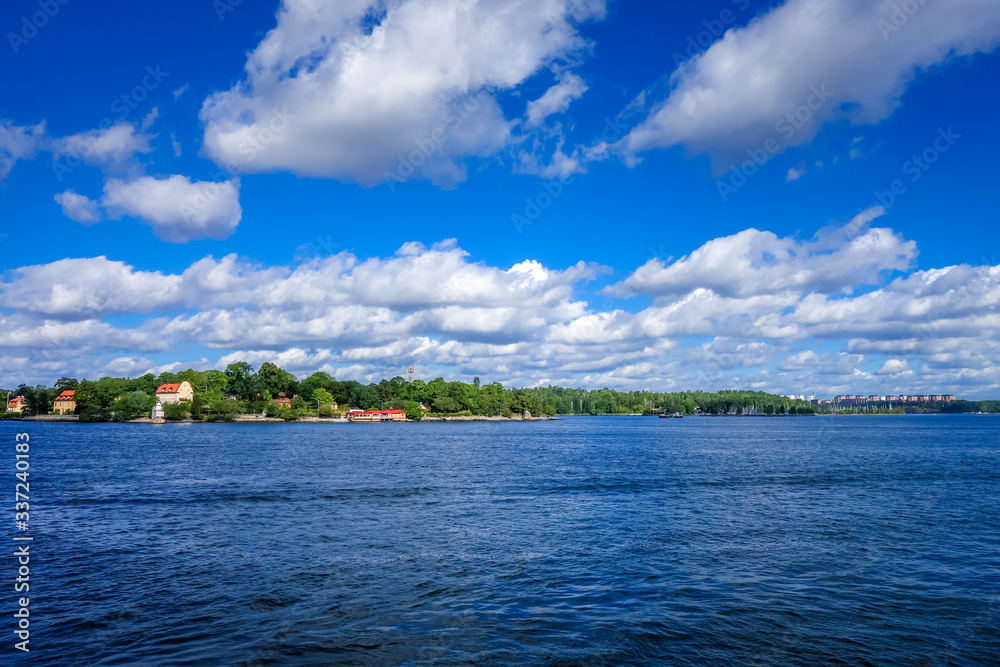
top-left (827, 393), bottom-right (955, 405)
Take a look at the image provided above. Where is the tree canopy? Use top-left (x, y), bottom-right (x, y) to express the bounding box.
top-left (4, 360), bottom-right (987, 421)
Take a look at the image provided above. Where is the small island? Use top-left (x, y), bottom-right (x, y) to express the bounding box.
top-left (1, 360), bottom-right (992, 423)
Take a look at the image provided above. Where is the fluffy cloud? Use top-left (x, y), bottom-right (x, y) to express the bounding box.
top-left (525, 72), bottom-right (589, 127)
top-left (54, 190), bottom-right (102, 224)
top-left (0, 257), bottom-right (181, 316)
top-left (1, 113), bottom-right (242, 241)
top-left (0, 120), bottom-right (45, 179)
top-left (2, 225), bottom-right (999, 397)
top-left (200, 0), bottom-right (604, 187)
top-left (101, 175), bottom-right (242, 243)
top-left (877, 358), bottom-right (911, 375)
top-left (617, 0), bottom-right (1000, 167)
top-left (0, 241), bottom-right (602, 318)
top-left (605, 208), bottom-right (915, 299)
top-left (103, 356), bottom-right (158, 376)
top-left (51, 117), bottom-right (156, 172)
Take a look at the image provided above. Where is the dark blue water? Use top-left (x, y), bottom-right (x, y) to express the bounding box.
top-left (3, 416), bottom-right (999, 665)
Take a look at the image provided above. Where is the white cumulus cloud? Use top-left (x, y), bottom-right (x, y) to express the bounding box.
top-left (200, 0), bottom-right (605, 187)
top-left (54, 190), bottom-right (102, 224)
top-left (877, 358), bottom-right (911, 375)
top-left (525, 72), bottom-right (589, 127)
top-left (51, 116), bottom-right (156, 172)
top-left (2, 222), bottom-right (1000, 397)
top-left (605, 208), bottom-right (916, 299)
top-left (616, 0), bottom-right (1000, 168)
top-left (101, 175), bottom-right (242, 243)
top-left (0, 120), bottom-right (45, 179)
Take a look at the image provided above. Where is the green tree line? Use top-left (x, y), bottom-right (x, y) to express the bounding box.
top-left (3, 362), bottom-right (989, 421)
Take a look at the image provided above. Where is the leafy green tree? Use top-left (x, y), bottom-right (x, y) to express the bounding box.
top-left (258, 362), bottom-right (296, 397)
top-left (54, 377), bottom-right (78, 392)
top-left (114, 391), bottom-right (154, 421)
top-left (350, 385), bottom-right (379, 410)
top-left (175, 369), bottom-right (202, 388)
top-left (155, 371), bottom-right (179, 386)
top-left (407, 379), bottom-right (427, 402)
top-left (98, 377), bottom-right (129, 401)
top-left (127, 374), bottom-right (159, 394)
top-left (426, 377), bottom-right (447, 403)
top-left (71, 380), bottom-right (95, 411)
top-left (312, 388), bottom-right (335, 416)
top-left (432, 396), bottom-right (460, 413)
top-left (190, 395), bottom-right (207, 420)
top-left (207, 399), bottom-right (241, 421)
top-left (447, 381), bottom-right (480, 413)
top-left (23, 385), bottom-right (50, 415)
top-left (202, 370), bottom-right (229, 400)
top-left (164, 403), bottom-right (188, 420)
top-left (225, 362), bottom-right (256, 399)
top-left (300, 372), bottom-right (336, 400)
top-left (404, 400), bottom-right (423, 421)
top-left (75, 377), bottom-right (129, 418)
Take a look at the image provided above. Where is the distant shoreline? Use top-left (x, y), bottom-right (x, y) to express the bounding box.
top-left (5, 413), bottom-right (996, 424)
top-left (4, 414), bottom-right (562, 424)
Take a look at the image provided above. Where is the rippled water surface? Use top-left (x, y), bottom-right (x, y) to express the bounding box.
top-left (5, 416), bottom-right (1000, 665)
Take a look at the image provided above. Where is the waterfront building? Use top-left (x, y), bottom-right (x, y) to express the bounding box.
top-left (53, 389), bottom-right (76, 414)
top-left (155, 381), bottom-right (194, 404)
top-left (348, 409), bottom-right (407, 422)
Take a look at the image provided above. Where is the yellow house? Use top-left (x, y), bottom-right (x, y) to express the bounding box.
top-left (53, 390), bottom-right (76, 414)
top-left (155, 381), bottom-right (194, 404)
top-left (6, 397), bottom-right (27, 414)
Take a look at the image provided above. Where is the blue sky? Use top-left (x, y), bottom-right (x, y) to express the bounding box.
top-left (2, 0), bottom-right (1000, 397)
